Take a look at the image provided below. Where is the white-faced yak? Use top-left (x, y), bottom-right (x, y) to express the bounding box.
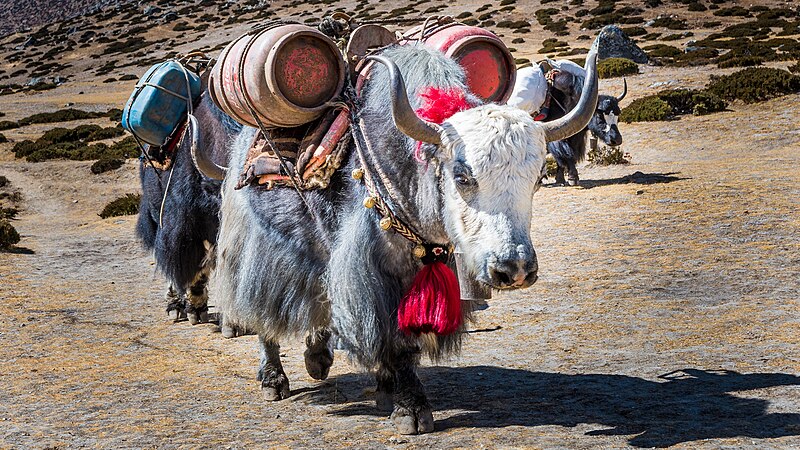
top-left (199, 41), bottom-right (599, 434)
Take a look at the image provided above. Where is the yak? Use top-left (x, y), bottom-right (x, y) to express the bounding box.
top-left (545, 61), bottom-right (627, 186)
top-left (135, 91), bottom-right (240, 326)
top-left (198, 42), bottom-right (599, 434)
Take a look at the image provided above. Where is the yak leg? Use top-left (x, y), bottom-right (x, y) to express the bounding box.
top-left (257, 335), bottom-right (291, 401)
top-left (185, 269), bottom-right (210, 325)
top-left (165, 284), bottom-right (186, 322)
top-left (303, 328), bottom-right (334, 380)
top-left (385, 350), bottom-right (434, 435)
top-left (567, 160), bottom-right (580, 186)
top-left (375, 364), bottom-right (395, 412)
top-left (554, 165), bottom-right (567, 185)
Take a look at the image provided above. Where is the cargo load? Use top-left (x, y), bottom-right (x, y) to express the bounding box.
top-left (121, 60), bottom-right (202, 146)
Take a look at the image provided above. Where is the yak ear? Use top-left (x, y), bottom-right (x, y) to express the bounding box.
top-left (434, 123), bottom-right (459, 161)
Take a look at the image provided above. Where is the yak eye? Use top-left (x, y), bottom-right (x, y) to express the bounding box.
top-left (453, 163), bottom-right (477, 188)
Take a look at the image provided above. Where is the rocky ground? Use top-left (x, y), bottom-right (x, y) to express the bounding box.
top-left (1, 0), bottom-right (799, 448)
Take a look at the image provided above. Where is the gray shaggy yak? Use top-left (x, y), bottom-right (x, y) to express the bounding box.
top-left (136, 93), bottom-right (240, 324)
top-left (203, 43), bottom-right (598, 434)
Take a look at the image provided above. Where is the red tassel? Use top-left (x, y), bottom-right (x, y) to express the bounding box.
top-left (398, 261), bottom-right (462, 336)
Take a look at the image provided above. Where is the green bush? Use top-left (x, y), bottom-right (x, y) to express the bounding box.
top-left (0, 207), bottom-right (17, 220)
top-left (0, 133), bottom-right (7, 143)
top-left (717, 56), bottom-right (764, 68)
top-left (0, 121), bottom-right (19, 131)
top-left (0, 219), bottom-right (20, 249)
top-left (620, 96), bottom-right (673, 122)
top-left (588, 146), bottom-right (630, 165)
top-left (598, 58), bottom-right (639, 78)
top-left (99, 194), bottom-right (140, 219)
top-left (645, 44), bottom-right (682, 58)
top-left (18, 108), bottom-right (103, 126)
top-left (657, 89), bottom-right (727, 116)
top-left (789, 62), bottom-right (800, 74)
top-left (706, 67), bottom-right (800, 103)
top-left (91, 157), bottom-right (125, 174)
top-left (0, 176), bottom-right (7, 187)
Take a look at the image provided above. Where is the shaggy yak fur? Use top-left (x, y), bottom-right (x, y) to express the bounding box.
top-left (213, 45), bottom-right (551, 435)
top-left (136, 93), bottom-right (240, 323)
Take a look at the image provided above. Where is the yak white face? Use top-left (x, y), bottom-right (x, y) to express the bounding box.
top-left (437, 104), bottom-right (546, 289)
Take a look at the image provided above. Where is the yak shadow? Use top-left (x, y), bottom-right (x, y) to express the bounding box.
top-left (1, 246), bottom-right (35, 254)
top-left (301, 366), bottom-right (800, 448)
top-left (561, 171), bottom-right (689, 190)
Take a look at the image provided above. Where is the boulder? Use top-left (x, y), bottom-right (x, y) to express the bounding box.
top-left (597, 25), bottom-right (649, 64)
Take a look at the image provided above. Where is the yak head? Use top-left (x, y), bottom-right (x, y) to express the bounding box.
top-left (588, 79), bottom-right (626, 147)
top-left (367, 44), bottom-right (598, 290)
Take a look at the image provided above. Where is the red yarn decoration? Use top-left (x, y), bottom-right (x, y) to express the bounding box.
top-left (413, 87), bottom-right (474, 161)
top-left (398, 261), bottom-right (462, 336)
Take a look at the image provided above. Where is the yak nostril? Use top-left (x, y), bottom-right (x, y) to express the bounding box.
top-left (490, 267), bottom-right (512, 286)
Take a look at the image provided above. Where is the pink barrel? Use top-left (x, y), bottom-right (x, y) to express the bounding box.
top-left (402, 22), bottom-right (516, 104)
top-left (209, 24), bottom-right (346, 128)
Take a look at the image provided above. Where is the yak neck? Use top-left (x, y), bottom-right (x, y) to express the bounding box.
top-left (353, 117), bottom-right (448, 247)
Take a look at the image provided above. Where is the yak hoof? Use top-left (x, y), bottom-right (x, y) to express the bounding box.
top-left (167, 309), bottom-right (187, 322)
top-left (375, 390), bottom-right (394, 412)
top-left (568, 178), bottom-right (579, 186)
top-left (187, 310), bottom-right (209, 325)
top-left (221, 325), bottom-right (237, 338)
top-left (303, 347), bottom-right (334, 381)
top-left (261, 374), bottom-right (291, 401)
top-left (391, 406), bottom-right (434, 435)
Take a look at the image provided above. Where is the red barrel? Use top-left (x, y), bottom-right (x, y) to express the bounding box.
top-left (402, 21), bottom-right (516, 104)
top-left (209, 24), bottom-right (346, 128)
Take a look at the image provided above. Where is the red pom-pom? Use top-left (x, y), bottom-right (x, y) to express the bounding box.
top-left (415, 87), bottom-right (473, 125)
top-left (413, 87), bottom-right (475, 161)
top-left (398, 261), bottom-right (462, 336)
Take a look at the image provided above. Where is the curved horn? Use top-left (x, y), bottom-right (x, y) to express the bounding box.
top-left (189, 114), bottom-right (227, 180)
top-left (365, 55), bottom-right (442, 145)
top-left (617, 77), bottom-right (628, 102)
top-left (541, 41), bottom-right (600, 143)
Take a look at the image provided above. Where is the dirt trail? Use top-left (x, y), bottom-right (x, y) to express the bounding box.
top-left (1, 89), bottom-right (799, 448)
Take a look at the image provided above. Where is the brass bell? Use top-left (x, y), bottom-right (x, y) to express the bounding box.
top-left (351, 168), bottom-right (364, 180)
top-left (379, 217), bottom-right (392, 230)
top-left (413, 245), bottom-right (426, 258)
top-left (363, 196), bottom-right (376, 209)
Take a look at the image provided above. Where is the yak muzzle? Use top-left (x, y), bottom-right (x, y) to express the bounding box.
top-left (481, 252), bottom-right (539, 289)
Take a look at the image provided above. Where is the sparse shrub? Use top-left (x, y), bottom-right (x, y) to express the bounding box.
top-left (0, 219), bottom-right (20, 249)
top-left (789, 62), bottom-right (800, 74)
top-left (717, 56), bottom-right (763, 68)
top-left (713, 6), bottom-right (750, 17)
top-left (620, 96), bottom-right (673, 122)
top-left (0, 176), bottom-right (7, 188)
top-left (0, 133), bottom-right (7, 143)
top-left (99, 193), bottom-right (140, 219)
top-left (706, 67), bottom-right (800, 103)
top-left (688, 2), bottom-right (707, 12)
top-left (652, 17), bottom-right (687, 30)
top-left (645, 44), bottom-right (682, 58)
top-left (0, 207), bottom-right (17, 220)
top-left (621, 26), bottom-right (647, 37)
top-left (91, 157), bottom-right (125, 174)
top-left (0, 121), bottom-right (19, 131)
top-left (657, 89), bottom-right (727, 115)
top-left (18, 108), bottom-right (103, 126)
top-left (598, 58), bottom-right (639, 78)
top-left (588, 146), bottom-right (630, 165)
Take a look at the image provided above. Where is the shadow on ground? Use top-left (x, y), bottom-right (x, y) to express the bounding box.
top-left (300, 366), bottom-right (800, 448)
top-left (576, 171), bottom-right (689, 190)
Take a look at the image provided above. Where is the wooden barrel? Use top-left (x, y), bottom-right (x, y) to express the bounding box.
top-left (209, 24), bottom-right (345, 128)
top-left (402, 21), bottom-right (516, 104)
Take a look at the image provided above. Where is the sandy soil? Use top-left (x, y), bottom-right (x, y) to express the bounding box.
top-left (2, 86), bottom-right (799, 448)
top-left (1, 0), bottom-right (799, 447)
